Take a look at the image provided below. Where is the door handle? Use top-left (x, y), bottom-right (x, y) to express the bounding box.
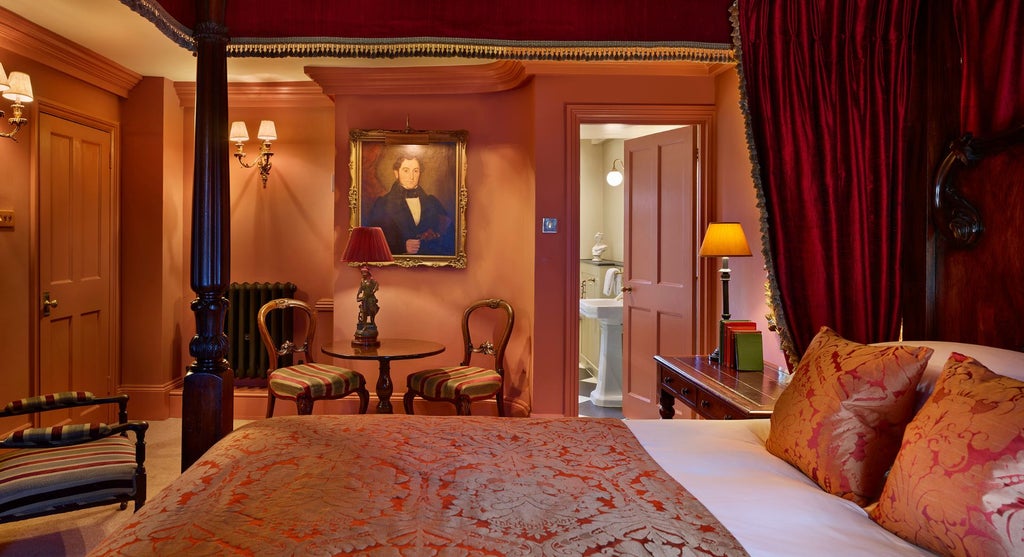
top-left (42, 291), bottom-right (59, 316)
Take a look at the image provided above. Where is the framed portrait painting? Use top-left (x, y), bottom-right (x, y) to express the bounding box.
top-left (349, 128), bottom-right (468, 268)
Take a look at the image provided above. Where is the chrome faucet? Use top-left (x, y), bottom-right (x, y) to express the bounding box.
top-left (580, 277), bottom-right (596, 298)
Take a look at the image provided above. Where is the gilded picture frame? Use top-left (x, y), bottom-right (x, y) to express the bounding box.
top-left (349, 128), bottom-right (468, 268)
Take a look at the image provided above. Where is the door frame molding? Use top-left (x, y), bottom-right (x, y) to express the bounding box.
top-left (564, 104), bottom-right (717, 415)
top-left (33, 104), bottom-right (121, 400)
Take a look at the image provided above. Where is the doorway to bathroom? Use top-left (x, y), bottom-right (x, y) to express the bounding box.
top-left (569, 105), bottom-right (715, 419)
top-left (577, 124), bottom-right (681, 419)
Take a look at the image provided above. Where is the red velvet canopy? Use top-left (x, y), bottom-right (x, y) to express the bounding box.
top-left (129, 0), bottom-right (736, 60)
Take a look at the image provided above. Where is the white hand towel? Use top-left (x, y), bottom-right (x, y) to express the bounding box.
top-left (603, 268), bottom-right (622, 296)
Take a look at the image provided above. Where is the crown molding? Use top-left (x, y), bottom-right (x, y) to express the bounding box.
top-left (0, 8), bottom-right (142, 98)
top-left (306, 60), bottom-right (529, 96)
top-left (174, 81), bottom-right (333, 109)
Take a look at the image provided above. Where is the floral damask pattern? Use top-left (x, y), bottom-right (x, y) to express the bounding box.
top-left (88, 415), bottom-right (748, 556)
top-left (871, 353), bottom-right (1024, 557)
top-left (765, 326), bottom-right (933, 506)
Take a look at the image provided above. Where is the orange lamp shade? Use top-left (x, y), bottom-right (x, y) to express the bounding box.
top-left (699, 222), bottom-right (752, 258)
top-left (342, 227), bottom-right (394, 263)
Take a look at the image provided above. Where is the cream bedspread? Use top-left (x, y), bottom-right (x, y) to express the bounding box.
top-left (89, 415), bottom-right (747, 556)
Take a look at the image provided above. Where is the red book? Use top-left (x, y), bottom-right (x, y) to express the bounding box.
top-left (722, 320), bottom-right (757, 369)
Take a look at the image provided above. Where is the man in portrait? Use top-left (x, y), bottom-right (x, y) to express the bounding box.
top-left (367, 152), bottom-right (454, 256)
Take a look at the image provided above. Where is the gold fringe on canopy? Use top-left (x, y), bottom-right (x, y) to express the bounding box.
top-left (120, 0), bottom-right (735, 64)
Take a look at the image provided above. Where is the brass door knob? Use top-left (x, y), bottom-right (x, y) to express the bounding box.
top-left (42, 292), bottom-right (59, 316)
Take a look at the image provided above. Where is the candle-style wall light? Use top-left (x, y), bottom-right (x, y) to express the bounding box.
top-left (229, 120), bottom-right (277, 187)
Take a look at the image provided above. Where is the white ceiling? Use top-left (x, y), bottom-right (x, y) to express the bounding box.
top-left (0, 0), bottom-right (487, 82)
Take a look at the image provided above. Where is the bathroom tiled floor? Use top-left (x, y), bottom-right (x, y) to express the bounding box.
top-left (578, 368), bottom-right (624, 419)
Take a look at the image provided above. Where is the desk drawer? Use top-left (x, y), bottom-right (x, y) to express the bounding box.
top-left (696, 392), bottom-right (740, 420)
top-left (660, 370), bottom-right (698, 406)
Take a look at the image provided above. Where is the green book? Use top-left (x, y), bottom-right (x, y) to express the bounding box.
top-left (733, 330), bottom-right (763, 371)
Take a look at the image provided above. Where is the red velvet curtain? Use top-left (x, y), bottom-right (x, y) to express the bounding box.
top-left (734, 1), bottom-right (921, 362)
top-left (954, 0), bottom-right (1024, 135)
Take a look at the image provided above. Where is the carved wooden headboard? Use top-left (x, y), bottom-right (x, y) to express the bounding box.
top-left (930, 124), bottom-right (1024, 351)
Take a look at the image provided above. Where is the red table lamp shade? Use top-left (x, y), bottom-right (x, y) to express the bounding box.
top-left (342, 227), bottom-right (394, 263)
top-left (342, 227), bottom-right (393, 347)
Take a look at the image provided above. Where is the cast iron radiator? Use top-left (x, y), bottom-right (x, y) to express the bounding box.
top-left (225, 281), bottom-right (298, 384)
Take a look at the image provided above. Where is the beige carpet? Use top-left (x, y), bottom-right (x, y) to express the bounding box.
top-left (0, 419), bottom-right (248, 557)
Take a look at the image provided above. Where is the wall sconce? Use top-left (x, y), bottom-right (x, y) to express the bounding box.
top-left (0, 63), bottom-right (33, 141)
top-left (605, 159), bottom-right (624, 187)
top-left (229, 120), bottom-right (276, 187)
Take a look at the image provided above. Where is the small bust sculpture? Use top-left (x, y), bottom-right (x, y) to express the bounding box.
top-left (591, 232), bottom-right (608, 261)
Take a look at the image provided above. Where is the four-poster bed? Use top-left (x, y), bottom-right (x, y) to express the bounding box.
top-left (153, 1), bottom-right (1023, 554)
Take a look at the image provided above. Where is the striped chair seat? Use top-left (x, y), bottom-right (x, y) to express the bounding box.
top-left (0, 436), bottom-right (140, 522)
top-left (260, 299), bottom-right (370, 416)
top-left (407, 366), bottom-right (503, 401)
top-left (404, 299), bottom-right (514, 416)
top-left (269, 363), bottom-right (365, 401)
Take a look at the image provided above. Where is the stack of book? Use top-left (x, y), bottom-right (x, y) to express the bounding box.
top-left (719, 319), bottom-right (763, 371)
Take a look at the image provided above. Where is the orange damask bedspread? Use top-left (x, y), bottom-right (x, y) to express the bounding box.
top-left (89, 415), bottom-right (747, 556)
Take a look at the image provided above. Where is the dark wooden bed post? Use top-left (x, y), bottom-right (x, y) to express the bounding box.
top-left (182, 0), bottom-right (233, 472)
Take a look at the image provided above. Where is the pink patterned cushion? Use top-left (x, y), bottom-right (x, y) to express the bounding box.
top-left (765, 326), bottom-right (933, 506)
top-left (870, 353), bottom-right (1024, 556)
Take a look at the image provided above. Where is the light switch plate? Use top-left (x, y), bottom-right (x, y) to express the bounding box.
top-left (0, 210), bottom-right (13, 228)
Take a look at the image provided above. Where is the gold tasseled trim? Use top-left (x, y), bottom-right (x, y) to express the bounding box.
top-left (120, 0), bottom-right (194, 50)
top-left (227, 38), bottom-right (736, 64)
top-left (118, 0), bottom-right (735, 64)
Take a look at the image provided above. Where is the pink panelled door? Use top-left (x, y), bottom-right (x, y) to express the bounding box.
top-left (622, 126), bottom-right (700, 419)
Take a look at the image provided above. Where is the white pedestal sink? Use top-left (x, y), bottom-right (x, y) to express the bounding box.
top-left (579, 298), bottom-right (623, 408)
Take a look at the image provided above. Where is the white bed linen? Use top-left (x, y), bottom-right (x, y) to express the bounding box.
top-left (626, 340), bottom-right (1024, 557)
top-left (626, 418), bottom-right (935, 557)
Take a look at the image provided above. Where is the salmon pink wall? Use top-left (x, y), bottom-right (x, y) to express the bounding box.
top-left (712, 69), bottom-right (786, 369)
top-left (121, 77), bottom-right (186, 418)
top-left (320, 77), bottom-right (537, 416)
top-left (225, 104), bottom-right (336, 300)
top-left (173, 84), bottom-right (340, 394)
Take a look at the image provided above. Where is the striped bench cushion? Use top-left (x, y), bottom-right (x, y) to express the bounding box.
top-left (0, 436), bottom-right (139, 521)
top-left (2, 423), bottom-right (113, 448)
top-left (269, 363), bottom-right (363, 400)
top-left (2, 391), bottom-right (94, 415)
top-left (408, 366), bottom-right (502, 400)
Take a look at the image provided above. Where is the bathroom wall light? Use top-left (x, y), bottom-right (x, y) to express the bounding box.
top-left (0, 63), bottom-right (33, 141)
top-left (605, 159), bottom-right (624, 187)
top-left (229, 120), bottom-right (277, 187)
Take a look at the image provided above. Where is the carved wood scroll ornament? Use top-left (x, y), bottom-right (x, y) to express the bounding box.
top-left (933, 124), bottom-right (1024, 247)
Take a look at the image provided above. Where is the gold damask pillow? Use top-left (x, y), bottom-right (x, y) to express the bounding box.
top-left (765, 326), bottom-right (932, 506)
top-left (870, 353), bottom-right (1024, 556)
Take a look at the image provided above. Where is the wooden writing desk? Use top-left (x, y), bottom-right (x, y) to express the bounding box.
top-left (655, 355), bottom-right (785, 420)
